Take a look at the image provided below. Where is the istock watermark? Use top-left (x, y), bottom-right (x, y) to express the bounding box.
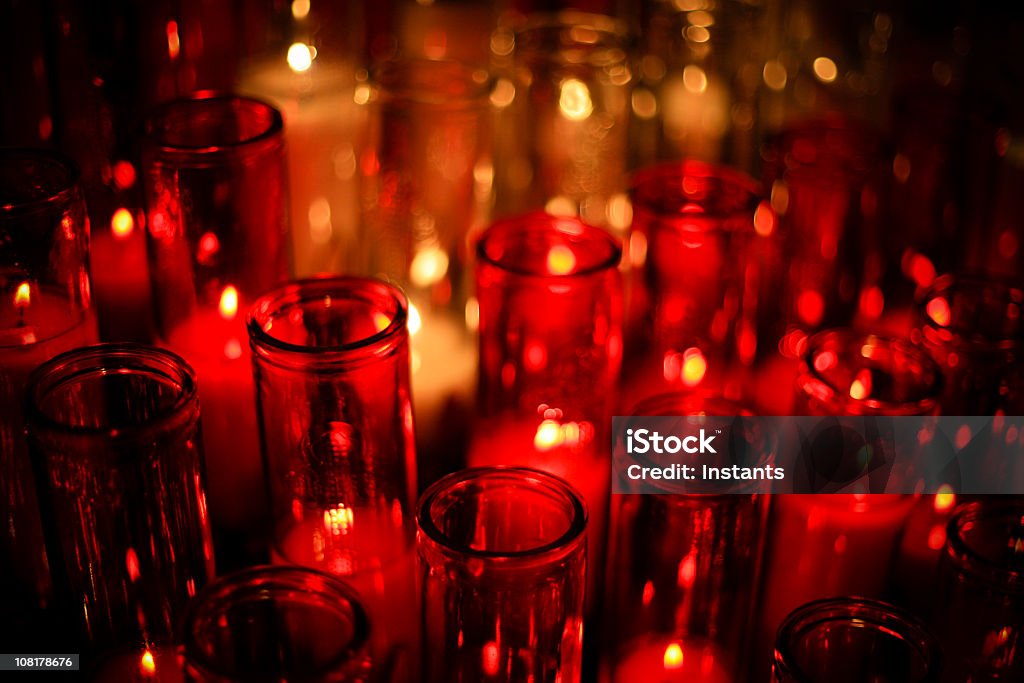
top-left (612, 415), bottom-right (1024, 494)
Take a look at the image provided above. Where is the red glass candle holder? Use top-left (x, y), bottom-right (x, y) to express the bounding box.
top-left (24, 344), bottom-right (214, 657)
top-left (248, 276), bottom-right (418, 682)
top-left (469, 211), bottom-right (620, 605)
top-left (601, 393), bottom-right (770, 683)
top-left (626, 161), bottom-right (770, 402)
top-left (796, 328), bottom-right (942, 417)
top-left (417, 467), bottom-right (588, 683)
top-left (0, 149), bottom-right (98, 629)
top-left (773, 598), bottom-right (941, 683)
top-left (914, 273), bottom-right (1024, 415)
top-left (491, 12), bottom-right (632, 228)
top-left (359, 57), bottom-right (490, 483)
top-left (181, 566), bottom-right (373, 683)
top-left (934, 500), bottom-right (1024, 681)
top-left (763, 118), bottom-right (887, 334)
top-left (143, 92), bottom-right (289, 539)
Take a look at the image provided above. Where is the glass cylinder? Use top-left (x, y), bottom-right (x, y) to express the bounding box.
top-left (631, 0), bottom-right (767, 172)
top-left (181, 566), bottom-right (373, 683)
top-left (248, 277), bottom-right (418, 683)
top-left (795, 329), bottom-right (942, 417)
top-left (625, 161), bottom-right (771, 405)
top-left (236, 1), bottom-right (366, 276)
top-left (468, 211), bottom-right (621, 606)
top-left (0, 149), bottom-right (97, 631)
top-left (142, 92), bottom-right (289, 541)
top-left (491, 12), bottom-right (632, 230)
top-left (417, 467), bottom-right (588, 683)
top-left (773, 597), bottom-right (941, 683)
top-left (24, 344), bottom-right (214, 656)
top-left (762, 119), bottom-right (888, 335)
top-left (358, 57), bottom-right (491, 484)
top-left (914, 273), bottom-right (1024, 415)
top-left (934, 499), bottom-right (1024, 681)
top-left (601, 393), bottom-right (770, 683)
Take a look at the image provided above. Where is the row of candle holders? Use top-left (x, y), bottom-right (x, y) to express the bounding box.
top-left (1, 87), bottom-right (1022, 682)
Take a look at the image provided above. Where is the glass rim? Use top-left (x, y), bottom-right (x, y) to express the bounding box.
top-left (25, 342), bottom-right (198, 438)
top-left (774, 596), bottom-right (941, 683)
top-left (630, 160), bottom-right (763, 231)
top-left (798, 329), bottom-right (943, 415)
top-left (370, 57), bottom-right (492, 106)
top-left (417, 466), bottom-right (588, 562)
top-left (946, 499), bottom-right (1024, 592)
top-left (247, 276), bottom-right (409, 368)
top-left (508, 10), bottom-right (631, 47)
top-left (476, 211), bottom-right (622, 280)
top-left (0, 147), bottom-right (81, 216)
top-left (144, 91), bottom-right (284, 157)
top-left (916, 272), bottom-right (1024, 352)
top-left (181, 565), bottom-right (371, 681)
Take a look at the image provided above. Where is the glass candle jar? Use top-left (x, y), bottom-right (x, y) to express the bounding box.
top-left (181, 566), bottom-right (373, 683)
top-left (0, 149), bottom-right (98, 633)
top-left (773, 597), bottom-right (941, 683)
top-left (914, 273), bottom-right (1024, 415)
top-left (469, 211), bottom-right (621, 607)
top-left (248, 276), bottom-right (418, 683)
top-left (417, 467), bottom-right (588, 683)
top-left (762, 119), bottom-right (887, 335)
top-left (142, 92), bottom-right (289, 542)
top-left (934, 499), bottom-right (1024, 682)
top-left (601, 393), bottom-right (770, 683)
top-left (625, 161), bottom-right (771, 404)
top-left (24, 344), bottom-right (214, 657)
top-left (491, 11), bottom-right (632, 230)
top-left (358, 57), bottom-right (491, 483)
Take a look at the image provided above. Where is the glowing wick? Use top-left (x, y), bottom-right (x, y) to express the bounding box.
top-left (664, 642), bottom-right (684, 670)
top-left (219, 285), bottom-right (239, 320)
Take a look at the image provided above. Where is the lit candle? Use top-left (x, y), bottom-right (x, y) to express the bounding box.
top-left (273, 508), bottom-right (418, 680)
top-left (164, 285), bottom-right (261, 531)
top-left (90, 206), bottom-right (152, 340)
top-left (894, 489), bottom-right (957, 612)
top-left (612, 637), bottom-right (734, 683)
top-left (237, 55), bottom-right (363, 275)
top-left (92, 646), bottom-right (183, 683)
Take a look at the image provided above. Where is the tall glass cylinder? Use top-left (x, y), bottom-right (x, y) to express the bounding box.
top-left (24, 344), bottom-right (214, 659)
top-left (492, 12), bottom-right (632, 230)
top-left (248, 277), bottom-right (418, 683)
top-left (762, 119), bottom-right (888, 335)
top-left (358, 57), bottom-right (490, 483)
top-left (934, 499), bottom-right (1024, 681)
top-left (417, 467), bottom-right (588, 683)
top-left (0, 149), bottom-right (97, 634)
top-left (914, 273), bottom-right (1024, 415)
top-left (181, 566), bottom-right (373, 683)
top-left (632, 0), bottom-right (767, 172)
top-left (601, 394), bottom-right (770, 683)
top-left (469, 211), bottom-right (621, 605)
top-left (142, 93), bottom-right (289, 543)
top-left (773, 598), bottom-right (941, 683)
top-left (625, 161), bottom-right (771, 405)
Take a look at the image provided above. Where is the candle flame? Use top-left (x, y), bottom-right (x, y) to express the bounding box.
top-left (926, 296), bottom-right (951, 327)
top-left (546, 245), bottom-right (577, 275)
top-left (849, 369), bottom-right (873, 400)
top-left (558, 79), bottom-right (593, 121)
top-left (287, 42), bottom-right (314, 72)
top-left (934, 484), bottom-right (956, 512)
top-left (111, 208), bottom-right (135, 239)
top-left (14, 282), bottom-right (30, 308)
top-left (219, 285), bottom-right (239, 320)
top-left (140, 649), bottom-right (156, 677)
top-left (664, 642), bottom-right (684, 670)
top-left (534, 419), bottom-right (563, 451)
top-left (682, 347), bottom-right (707, 387)
top-left (126, 548), bottom-right (141, 582)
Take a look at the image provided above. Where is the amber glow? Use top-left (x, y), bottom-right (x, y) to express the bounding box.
top-left (111, 208), bottom-right (134, 239)
top-left (664, 642), bottom-right (684, 670)
top-left (410, 247), bottom-right (449, 288)
top-left (288, 42), bottom-right (314, 72)
top-left (140, 649), bottom-right (156, 677)
top-left (407, 303), bottom-right (422, 336)
top-left (934, 485), bottom-right (956, 512)
top-left (559, 79), bottom-right (593, 121)
top-left (14, 282), bottom-right (30, 309)
top-left (219, 285), bottom-right (239, 320)
top-left (813, 57), bottom-right (838, 83)
top-left (849, 369), bottom-right (872, 400)
top-left (926, 296), bottom-right (951, 327)
top-left (547, 245), bottom-right (577, 275)
top-left (682, 347), bottom-right (707, 387)
top-left (323, 505), bottom-right (354, 537)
